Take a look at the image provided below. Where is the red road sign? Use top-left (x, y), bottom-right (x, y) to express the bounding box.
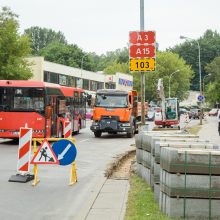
top-left (129, 44), bottom-right (155, 58)
top-left (129, 31), bottom-right (155, 44)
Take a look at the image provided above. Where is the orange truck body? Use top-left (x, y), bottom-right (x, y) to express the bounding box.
top-left (90, 89), bottom-right (146, 138)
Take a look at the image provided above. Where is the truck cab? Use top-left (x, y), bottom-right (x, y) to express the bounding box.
top-left (90, 89), bottom-right (139, 138)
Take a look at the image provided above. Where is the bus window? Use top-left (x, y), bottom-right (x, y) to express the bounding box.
top-left (12, 88), bottom-right (45, 112)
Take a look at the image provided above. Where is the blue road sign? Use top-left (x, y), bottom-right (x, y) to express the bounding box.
top-left (52, 140), bottom-right (77, 166)
top-left (197, 95), bottom-right (204, 102)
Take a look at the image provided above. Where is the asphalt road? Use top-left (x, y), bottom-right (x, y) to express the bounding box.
top-left (0, 120), bottom-right (135, 220)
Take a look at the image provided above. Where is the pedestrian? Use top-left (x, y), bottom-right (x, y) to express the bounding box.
top-left (218, 110), bottom-right (220, 136)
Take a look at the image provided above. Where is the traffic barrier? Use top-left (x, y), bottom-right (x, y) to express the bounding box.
top-left (64, 121), bottom-right (72, 138)
top-left (31, 137), bottom-right (77, 186)
top-left (9, 126), bottom-right (34, 183)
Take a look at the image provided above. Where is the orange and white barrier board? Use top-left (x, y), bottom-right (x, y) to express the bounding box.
top-left (64, 121), bottom-right (72, 138)
top-left (17, 127), bottom-right (32, 173)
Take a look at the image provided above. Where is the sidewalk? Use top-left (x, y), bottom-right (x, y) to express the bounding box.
top-left (198, 116), bottom-right (220, 147)
top-left (75, 177), bottom-right (129, 220)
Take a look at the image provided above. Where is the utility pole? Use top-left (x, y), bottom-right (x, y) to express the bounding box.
top-left (140, 0), bottom-right (145, 125)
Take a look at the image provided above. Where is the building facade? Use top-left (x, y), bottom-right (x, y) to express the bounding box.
top-left (27, 57), bottom-right (133, 95)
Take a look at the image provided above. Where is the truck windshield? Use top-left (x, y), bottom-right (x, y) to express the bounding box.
top-left (95, 94), bottom-right (128, 108)
top-left (0, 87), bottom-right (45, 113)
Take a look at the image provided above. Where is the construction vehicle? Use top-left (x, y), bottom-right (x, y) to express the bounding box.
top-left (154, 79), bottom-right (180, 129)
top-left (90, 89), bottom-right (147, 138)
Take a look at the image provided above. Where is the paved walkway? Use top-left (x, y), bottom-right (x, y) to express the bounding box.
top-left (85, 179), bottom-right (129, 220)
top-left (75, 177), bottom-right (129, 220)
top-left (198, 116), bottom-right (220, 147)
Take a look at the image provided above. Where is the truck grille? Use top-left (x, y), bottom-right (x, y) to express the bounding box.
top-left (101, 116), bottom-right (119, 120)
top-left (100, 117), bottom-right (118, 130)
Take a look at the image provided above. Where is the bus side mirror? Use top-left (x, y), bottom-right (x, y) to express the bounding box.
top-left (46, 106), bottom-right (52, 119)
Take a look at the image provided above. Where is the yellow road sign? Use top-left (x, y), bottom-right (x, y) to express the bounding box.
top-left (130, 58), bottom-right (155, 71)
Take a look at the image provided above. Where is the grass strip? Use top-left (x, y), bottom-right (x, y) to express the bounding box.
top-left (124, 174), bottom-right (177, 220)
top-left (186, 123), bottom-right (203, 135)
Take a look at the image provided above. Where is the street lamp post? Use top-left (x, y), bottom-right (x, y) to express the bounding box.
top-left (169, 69), bottom-right (180, 98)
top-left (180, 35), bottom-right (203, 125)
top-left (80, 54), bottom-right (87, 89)
top-left (203, 74), bottom-right (211, 95)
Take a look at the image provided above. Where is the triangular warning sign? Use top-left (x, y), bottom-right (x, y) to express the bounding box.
top-left (30, 139), bottom-right (59, 164)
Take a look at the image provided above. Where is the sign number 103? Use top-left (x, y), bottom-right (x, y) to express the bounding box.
top-left (130, 58), bottom-right (155, 71)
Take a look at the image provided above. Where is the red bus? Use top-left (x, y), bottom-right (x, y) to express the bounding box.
top-left (0, 80), bottom-right (89, 139)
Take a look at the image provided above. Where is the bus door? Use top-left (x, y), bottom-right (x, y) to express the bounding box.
top-left (50, 96), bottom-right (58, 137)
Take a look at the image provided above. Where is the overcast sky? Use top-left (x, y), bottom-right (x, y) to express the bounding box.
top-left (1, 0), bottom-right (220, 55)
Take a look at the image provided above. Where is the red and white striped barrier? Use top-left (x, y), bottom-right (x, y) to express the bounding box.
top-left (64, 121), bottom-right (72, 138)
top-left (17, 127), bottom-right (32, 173)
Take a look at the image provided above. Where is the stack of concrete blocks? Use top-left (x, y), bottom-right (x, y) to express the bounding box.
top-left (160, 147), bottom-right (220, 219)
top-left (135, 131), bottom-right (198, 190)
top-left (143, 134), bottom-right (199, 188)
top-left (150, 135), bottom-right (203, 201)
top-left (153, 141), bottom-right (212, 203)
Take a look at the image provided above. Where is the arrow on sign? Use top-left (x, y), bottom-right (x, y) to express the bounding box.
top-left (58, 143), bottom-right (71, 160)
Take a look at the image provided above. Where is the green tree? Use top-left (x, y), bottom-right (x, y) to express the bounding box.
top-left (104, 62), bottom-right (129, 74)
top-left (170, 29), bottom-right (220, 91)
top-left (0, 7), bottom-right (32, 80)
top-left (24, 26), bottom-right (67, 55)
top-left (38, 42), bottom-right (95, 70)
top-left (204, 57), bottom-right (220, 106)
top-left (91, 47), bottom-right (129, 72)
top-left (133, 51), bottom-right (194, 102)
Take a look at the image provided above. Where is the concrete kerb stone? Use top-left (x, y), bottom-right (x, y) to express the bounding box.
top-left (160, 191), bottom-right (220, 219)
top-left (156, 142), bottom-right (214, 164)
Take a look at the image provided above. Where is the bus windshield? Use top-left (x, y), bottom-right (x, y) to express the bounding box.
top-left (95, 94), bottom-right (128, 108)
top-left (0, 87), bottom-right (45, 112)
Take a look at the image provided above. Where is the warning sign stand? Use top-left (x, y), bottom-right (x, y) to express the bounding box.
top-left (9, 126), bottom-right (34, 183)
top-left (31, 137), bottom-right (77, 186)
top-left (69, 161), bottom-right (77, 185)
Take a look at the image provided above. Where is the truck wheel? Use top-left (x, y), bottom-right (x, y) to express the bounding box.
top-left (94, 131), bottom-right (102, 137)
top-left (127, 124), bottom-right (134, 138)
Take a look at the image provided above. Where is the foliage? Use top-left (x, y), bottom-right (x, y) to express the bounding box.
top-left (204, 56), bottom-right (220, 106)
top-left (24, 26), bottom-right (67, 55)
top-left (0, 7), bottom-right (32, 80)
top-left (104, 61), bottom-right (129, 74)
top-left (170, 30), bottom-right (220, 91)
top-left (38, 42), bottom-right (94, 70)
top-left (125, 174), bottom-right (174, 220)
top-left (95, 47), bottom-right (129, 72)
top-left (133, 51), bottom-right (193, 102)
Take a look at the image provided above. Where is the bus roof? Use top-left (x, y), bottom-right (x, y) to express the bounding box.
top-left (0, 80), bottom-right (84, 97)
